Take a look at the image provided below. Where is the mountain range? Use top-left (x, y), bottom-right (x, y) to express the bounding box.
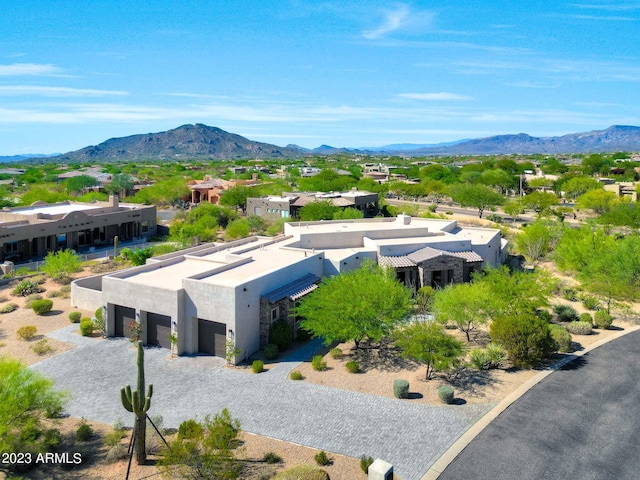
top-left (15, 124), bottom-right (640, 162)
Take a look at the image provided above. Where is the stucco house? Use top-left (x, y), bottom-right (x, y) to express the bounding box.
top-left (71, 214), bottom-right (506, 363)
top-left (0, 196), bottom-right (156, 263)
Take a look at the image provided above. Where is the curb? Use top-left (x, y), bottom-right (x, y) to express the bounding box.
top-left (421, 324), bottom-right (640, 480)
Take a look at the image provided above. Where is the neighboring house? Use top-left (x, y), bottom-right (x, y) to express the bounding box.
top-left (247, 190), bottom-right (379, 220)
top-left (0, 196), bottom-right (156, 262)
top-left (57, 168), bottom-right (141, 197)
top-left (602, 181), bottom-right (638, 202)
top-left (72, 214), bottom-right (506, 363)
top-left (188, 174), bottom-right (259, 204)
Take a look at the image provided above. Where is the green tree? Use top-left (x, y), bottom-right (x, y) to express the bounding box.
top-left (561, 176), bottom-right (601, 201)
top-left (169, 203), bottom-right (237, 244)
top-left (478, 169), bottom-right (517, 194)
top-left (219, 186), bottom-right (252, 214)
top-left (521, 191), bottom-right (559, 216)
top-left (298, 201), bottom-right (339, 221)
top-left (333, 207), bottom-right (364, 220)
top-left (41, 249), bottom-right (82, 282)
top-left (576, 189), bottom-right (616, 214)
top-left (514, 221), bottom-right (552, 264)
top-left (105, 173), bottom-right (134, 196)
top-left (393, 321), bottom-right (463, 380)
top-left (0, 357), bottom-right (67, 471)
top-left (503, 198), bottom-right (525, 223)
top-left (297, 169), bottom-right (357, 192)
top-left (65, 174), bottom-right (98, 195)
top-left (431, 282), bottom-right (488, 341)
top-left (599, 201), bottom-right (640, 229)
top-left (553, 225), bottom-right (614, 272)
top-left (448, 184), bottom-right (504, 218)
top-left (18, 184), bottom-right (69, 205)
top-left (489, 314), bottom-right (555, 368)
top-left (159, 409), bottom-right (241, 480)
top-left (297, 260), bottom-right (414, 348)
top-left (225, 218), bottom-right (251, 240)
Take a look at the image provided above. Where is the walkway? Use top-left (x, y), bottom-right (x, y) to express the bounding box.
top-left (31, 333), bottom-right (492, 480)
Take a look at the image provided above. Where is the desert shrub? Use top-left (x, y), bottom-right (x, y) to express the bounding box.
top-left (561, 287), bottom-right (579, 301)
top-left (31, 299), bottom-right (53, 315)
top-left (268, 320), bottom-right (292, 351)
top-left (47, 290), bottom-right (62, 298)
top-left (360, 455), bottom-right (374, 474)
top-left (536, 309), bottom-right (553, 323)
top-left (578, 312), bottom-right (592, 324)
top-left (17, 325), bottom-right (37, 340)
top-left (554, 304), bottom-right (579, 323)
top-left (0, 294), bottom-right (7, 303)
top-left (79, 319), bottom-right (94, 336)
top-left (489, 314), bottom-right (555, 368)
top-left (311, 355), bottom-right (327, 371)
top-left (289, 370), bottom-right (303, 380)
top-left (438, 385), bottom-right (455, 404)
top-left (12, 280), bottom-right (42, 297)
top-left (30, 339), bottom-right (53, 356)
top-left (329, 347), bottom-right (343, 359)
top-left (486, 343), bottom-right (507, 368)
top-left (469, 348), bottom-right (492, 370)
top-left (581, 296), bottom-right (600, 311)
top-left (273, 465), bottom-right (330, 480)
top-left (94, 307), bottom-right (103, 322)
top-left (393, 379), bottom-right (409, 399)
top-left (549, 324), bottom-right (572, 353)
top-left (565, 321), bottom-right (592, 335)
top-left (177, 419), bottom-right (203, 440)
top-left (252, 360), bottom-right (264, 373)
top-left (314, 450), bottom-right (331, 466)
top-left (103, 429), bottom-right (125, 448)
top-left (264, 343), bottom-right (279, 360)
top-left (594, 309), bottom-right (613, 329)
top-left (25, 294), bottom-right (43, 308)
top-left (42, 249), bottom-right (82, 282)
top-left (43, 428), bottom-right (63, 450)
top-left (345, 360), bottom-right (359, 373)
top-left (106, 444), bottom-right (127, 463)
top-left (263, 451), bottom-right (282, 464)
top-left (487, 213), bottom-right (503, 223)
top-left (0, 303), bottom-right (18, 314)
top-left (32, 274), bottom-right (47, 285)
top-left (76, 422), bottom-right (93, 441)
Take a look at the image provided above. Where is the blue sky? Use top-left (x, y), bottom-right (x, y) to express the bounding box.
top-left (1, 1), bottom-right (639, 154)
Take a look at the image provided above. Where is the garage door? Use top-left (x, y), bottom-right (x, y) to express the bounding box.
top-left (114, 305), bottom-right (136, 338)
top-left (147, 313), bottom-right (171, 349)
top-left (198, 319), bottom-right (226, 357)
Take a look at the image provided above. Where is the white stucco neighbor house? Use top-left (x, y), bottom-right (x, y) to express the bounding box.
top-left (71, 214), bottom-right (507, 363)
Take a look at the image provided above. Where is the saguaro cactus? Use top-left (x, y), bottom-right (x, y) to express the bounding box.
top-left (121, 340), bottom-right (153, 465)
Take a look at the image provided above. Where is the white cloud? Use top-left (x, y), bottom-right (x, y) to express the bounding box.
top-left (0, 86), bottom-right (128, 97)
top-left (397, 92), bottom-right (471, 101)
top-left (362, 4), bottom-right (410, 39)
top-left (0, 63), bottom-right (63, 76)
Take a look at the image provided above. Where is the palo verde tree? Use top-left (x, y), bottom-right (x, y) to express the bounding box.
top-left (121, 341), bottom-right (153, 465)
top-left (296, 259), bottom-right (414, 348)
top-left (41, 249), bottom-right (82, 283)
top-left (431, 282), bottom-right (488, 341)
top-left (448, 183), bottom-right (504, 218)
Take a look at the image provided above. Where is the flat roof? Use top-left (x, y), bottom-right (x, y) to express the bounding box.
top-left (121, 257), bottom-right (230, 290)
top-left (8, 203), bottom-right (101, 216)
top-left (286, 217), bottom-right (455, 236)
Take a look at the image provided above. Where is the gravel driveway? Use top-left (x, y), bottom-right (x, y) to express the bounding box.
top-left (33, 328), bottom-right (493, 480)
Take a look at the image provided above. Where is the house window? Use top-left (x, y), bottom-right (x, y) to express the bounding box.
top-left (254, 206), bottom-right (262, 215)
top-left (141, 221), bottom-right (149, 233)
top-left (5, 241), bottom-right (17, 252)
top-left (281, 211), bottom-right (289, 218)
top-left (271, 307), bottom-right (279, 322)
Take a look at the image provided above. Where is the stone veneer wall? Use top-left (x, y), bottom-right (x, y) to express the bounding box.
top-left (259, 297), bottom-right (294, 347)
top-left (418, 256), bottom-right (464, 287)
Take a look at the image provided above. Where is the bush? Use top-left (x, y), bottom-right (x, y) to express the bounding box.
top-left (438, 385), bottom-right (455, 404)
top-left (25, 294), bottom-right (43, 309)
top-left (290, 370), bottom-right (303, 380)
top-left (76, 422), bottom-right (93, 442)
top-left (486, 343), bottom-right (507, 368)
top-left (43, 428), bottom-right (63, 450)
top-left (393, 379), bottom-right (409, 399)
top-left (263, 451), bottom-right (282, 464)
top-left (594, 309), bottom-right (613, 330)
top-left (12, 280), bottom-right (42, 297)
top-left (469, 348), bottom-right (492, 370)
top-left (360, 455), bottom-right (374, 474)
top-left (565, 321), bottom-right (592, 335)
top-left (103, 429), bottom-right (125, 448)
top-left (264, 343), bottom-right (279, 360)
top-left (69, 311), bottom-right (82, 323)
top-left (314, 450), bottom-right (331, 466)
top-left (579, 312), bottom-right (593, 324)
top-left (329, 347), bottom-right (343, 359)
top-left (554, 304), bottom-right (580, 323)
top-left (41, 249), bottom-right (82, 282)
top-left (536, 309), bottom-right (553, 323)
top-left (177, 419), bottom-right (203, 440)
top-left (30, 339), bottom-right (53, 356)
top-left (252, 360), bottom-right (264, 373)
top-left (17, 325), bottom-right (37, 340)
top-left (273, 465), bottom-right (330, 480)
top-left (345, 360), bottom-right (359, 373)
top-left (79, 319), bottom-right (94, 336)
top-left (549, 324), bottom-right (572, 353)
top-left (31, 299), bottom-right (53, 315)
top-left (268, 320), bottom-right (293, 351)
top-left (106, 444), bottom-right (127, 464)
top-left (95, 307), bottom-right (103, 322)
top-left (489, 314), bottom-right (555, 368)
top-left (581, 296), bottom-right (600, 311)
top-left (311, 355), bottom-right (327, 371)
top-left (0, 303), bottom-right (18, 314)
top-left (561, 287), bottom-right (579, 301)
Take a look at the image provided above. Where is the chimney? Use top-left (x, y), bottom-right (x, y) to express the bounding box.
top-left (397, 213), bottom-right (411, 225)
top-left (109, 195), bottom-right (119, 208)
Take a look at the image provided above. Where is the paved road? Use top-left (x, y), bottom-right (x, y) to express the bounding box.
top-left (439, 329), bottom-right (640, 480)
top-left (33, 326), bottom-right (493, 480)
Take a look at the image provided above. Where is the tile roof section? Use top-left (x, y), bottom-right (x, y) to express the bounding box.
top-left (378, 255), bottom-right (416, 268)
top-left (447, 250), bottom-right (484, 262)
top-left (262, 273), bottom-right (321, 303)
top-left (407, 246), bottom-right (444, 263)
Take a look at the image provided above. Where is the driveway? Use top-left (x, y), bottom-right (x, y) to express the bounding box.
top-left (32, 327), bottom-right (493, 480)
top-left (439, 329), bottom-right (640, 480)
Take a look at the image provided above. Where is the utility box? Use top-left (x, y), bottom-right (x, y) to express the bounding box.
top-left (368, 459), bottom-right (393, 480)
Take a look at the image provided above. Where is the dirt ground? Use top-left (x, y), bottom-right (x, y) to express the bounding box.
top-left (1, 263), bottom-right (637, 480)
